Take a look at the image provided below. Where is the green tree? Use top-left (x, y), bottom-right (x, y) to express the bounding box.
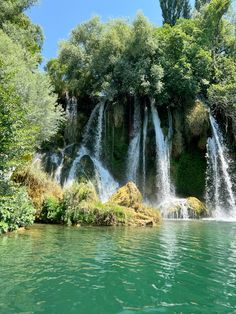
top-left (159, 0), bottom-right (191, 26)
top-left (195, 0), bottom-right (211, 11)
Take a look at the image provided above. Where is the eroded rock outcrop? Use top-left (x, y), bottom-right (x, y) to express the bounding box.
top-left (108, 182), bottom-right (142, 208)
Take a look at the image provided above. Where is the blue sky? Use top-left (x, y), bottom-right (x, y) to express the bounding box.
top-left (27, 0), bottom-right (162, 65)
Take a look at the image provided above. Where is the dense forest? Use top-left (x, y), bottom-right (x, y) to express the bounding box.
top-left (1, 0), bottom-right (236, 233)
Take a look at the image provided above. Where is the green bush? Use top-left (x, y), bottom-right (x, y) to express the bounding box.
top-left (41, 197), bottom-right (62, 223)
top-left (61, 182), bottom-right (98, 225)
top-left (0, 186), bottom-right (35, 234)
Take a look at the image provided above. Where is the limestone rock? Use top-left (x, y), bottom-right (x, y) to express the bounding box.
top-left (162, 197), bottom-right (208, 219)
top-left (109, 182), bottom-right (142, 208)
top-left (186, 197), bottom-right (208, 218)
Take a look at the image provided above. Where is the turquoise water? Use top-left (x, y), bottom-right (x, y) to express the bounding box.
top-left (0, 222), bottom-right (236, 314)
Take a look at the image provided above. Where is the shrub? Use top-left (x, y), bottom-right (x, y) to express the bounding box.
top-left (12, 164), bottom-right (63, 210)
top-left (61, 182), bottom-right (98, 225)
top-left (0, 186), bottom-right (35, 234)
top-left (41, 196), bottom-right (62, 223)
top-left (186, 99), bottom-right (209, 137)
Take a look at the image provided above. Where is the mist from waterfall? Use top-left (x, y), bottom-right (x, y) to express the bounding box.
top-left (64, 102), bottom-right (119, 202)
top-left (126, 100), bottom-right (141, 184)
top-left (151, 100), bottom-right (173, 204)
top-left (206, 114), bottom-right (236, 217)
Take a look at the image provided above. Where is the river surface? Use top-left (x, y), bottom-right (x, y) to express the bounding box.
top-left (0, 221), bottom-right (236, 314)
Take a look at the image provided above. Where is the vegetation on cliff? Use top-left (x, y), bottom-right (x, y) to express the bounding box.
top-left (48, 0), bottom-right (235, 121)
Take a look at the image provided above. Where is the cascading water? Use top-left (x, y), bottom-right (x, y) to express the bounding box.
top-left (151, 100), bottom-right (173, 204)
top-left (64, 95), bottom-right (78, 143)
top-left (54, 144), bottom-right (74, 184)
top-left (206, 114), bottom-right (236, 217)
top-left (142, 106), bottom-right (148, 196)
top-left (126, 100), bottom-right (141, 184)
top-left (94, 102), bottom-right (105, 160)
top-left (64, 102), bottom-right (119, 202)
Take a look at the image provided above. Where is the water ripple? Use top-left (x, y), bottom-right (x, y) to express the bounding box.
top-left (0, 222), bottom-right (236, 314)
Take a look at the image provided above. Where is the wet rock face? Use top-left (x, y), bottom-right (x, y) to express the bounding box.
top-left (109, 182), bottom-right (142, 208)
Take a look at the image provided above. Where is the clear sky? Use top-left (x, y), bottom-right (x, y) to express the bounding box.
top-left (27, 0), bottom-right (162, 65)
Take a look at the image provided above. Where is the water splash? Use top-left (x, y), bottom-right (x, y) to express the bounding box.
top-left (151, 100), bottom-right (173, 204)
top-left (126, 100), bottom-right (141, 184)
top-left (159, 197), bottom-right (190, 220)
top-left (206, 114), bottom-right (236, 217)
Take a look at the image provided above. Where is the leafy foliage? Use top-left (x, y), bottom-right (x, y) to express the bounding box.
top-left (0, 0), bottom-right (64, 233)
top-left (49, 0), bottom-right (235, 117)
top-left (160, 0), bottom-right (191, 26)
top-left (0, 185), bottom-right (35, 234)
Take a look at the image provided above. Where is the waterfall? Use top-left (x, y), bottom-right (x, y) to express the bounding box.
top-left (65, 145), bottom-right (88, 187)
top-left (54, 144), bottom-right (74, 184)
top-left (64, 95), bottom-right (78, 143)
top-left (92, 158), bottom-right (119, 202)
top-left (151, 100), bottom-right (173, 204)
top-left (82, 104), bottom-right (100, 145)
top-left (142, 106), bottom-right (148, 196)
top-left (65, 102), bottom-right (119, 201)
top-left (126, 100), bottom-right (141, 184)
top-left (206, 114), bottom-right (236, 217)
top-left (94, 102), bottom-right (105, 160)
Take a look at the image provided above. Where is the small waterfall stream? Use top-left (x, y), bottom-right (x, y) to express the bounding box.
top-left (142, 106), bottom-right (148, 196)
top-left (64, 95), bottom-right (78, 143)
top-left (94, 102), bottom-right (105, 160)
top-left (206, 114), bottom-right (236, 217)
top-left (64, 102), bottom-right (119, 202)
top-left (151, 100), bottom-right (173, 204)
top-left (54, 144), bottom-right (74, 184)
top-left (126, 100), bottom-right (141, 184)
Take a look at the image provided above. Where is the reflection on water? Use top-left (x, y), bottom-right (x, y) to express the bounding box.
top-left (0, 222), bottom-right (236, 314)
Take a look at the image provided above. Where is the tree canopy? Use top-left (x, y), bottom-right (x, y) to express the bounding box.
top-left (0, 0), bottom-right (63, 175)
top-left (46, 0), bottom-right (235, 121)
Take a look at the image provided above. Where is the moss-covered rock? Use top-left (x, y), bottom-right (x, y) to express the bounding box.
top-left (161, 197), bottom-right (208, 219)
top-left (109, 182), bottom-right (142, 208)
top-left (186, 197), bottom-right (208, 218)
top-left (54, 181), bottom-right (161, 227)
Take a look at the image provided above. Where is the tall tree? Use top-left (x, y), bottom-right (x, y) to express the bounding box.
top-left (159, 0), bottom-right (191, 26)
top-left (195, 0), bottom-right (211, 11)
